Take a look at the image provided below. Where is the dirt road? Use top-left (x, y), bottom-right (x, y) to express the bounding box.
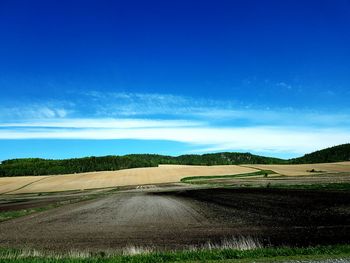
top-left (0, 191), bottom-right (214, 251)
top-left (0, 187), bottom-right (349, 251)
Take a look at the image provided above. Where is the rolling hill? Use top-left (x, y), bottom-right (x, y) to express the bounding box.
top-left (290, 143), bottom-right (350, 164)
top-left (0, 144), bottom-right (349, 177)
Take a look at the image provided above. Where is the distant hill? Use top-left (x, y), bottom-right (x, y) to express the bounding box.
top-left (0, 144), bottom-right (349, 177)
top-left (126, 152), bottom-right (286, 166)
top-left (0, 152), bottom-right (285, 177)
top-left (290, 143), bottom-right (350, 164)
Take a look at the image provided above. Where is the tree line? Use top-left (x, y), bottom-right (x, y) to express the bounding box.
top-left (0, 144), bottom-right (349, 177)
top-left (0, 156), bottom-right (157, 177)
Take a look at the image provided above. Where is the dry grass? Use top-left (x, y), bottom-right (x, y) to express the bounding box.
top-left (0, 249), bottom-right (92, 259)
top-left (0, 236), bottom-right (261, 259)
top-left (122, 246), bottom-right (154, 256)
top-left (243, 162), bottom-right (350, 176)
top-left (0, 165), bottom-right (257, 194)
top-left (199, 236), bottom-right (262, 251)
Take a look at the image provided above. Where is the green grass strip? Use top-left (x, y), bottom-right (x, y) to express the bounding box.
top-left (1, 244), bottom-right (350, 262)
top-left (0, 206), bottom-right (53, 222)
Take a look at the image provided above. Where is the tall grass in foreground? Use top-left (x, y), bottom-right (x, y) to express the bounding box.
top-left (193, 236), bottom-right (262, 251)
top-left (0, 236), bottom-right (262, 259)
top-left (0, 237), bottom-right (350, 262)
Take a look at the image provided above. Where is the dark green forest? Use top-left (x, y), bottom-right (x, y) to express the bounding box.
top-left (290, 143), bottom-right (350, 164)
top-left (0, 144), bottom-right (349, 177)
top-left (0, 156), bottom-right (157, 177)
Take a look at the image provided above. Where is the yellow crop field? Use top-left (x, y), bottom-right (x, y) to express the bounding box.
top-left (0, 165), bottom-right (257, 194)
top-left (0, 176), bottom-right (49, 194)
top-left (2, 162), bottom-right (350, 194)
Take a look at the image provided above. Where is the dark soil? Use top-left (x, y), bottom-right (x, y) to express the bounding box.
top-left (0, 187), bottom-right (349, 251)
top-left (167, 188), bottom-right (350, 247)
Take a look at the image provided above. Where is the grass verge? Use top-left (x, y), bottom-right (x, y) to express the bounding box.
top-left (181, 170), bottom-right (276, 184)
top-left (262, 182), bottom-right (350, 191)
top-left (0, 244), bottom-right (350, 262)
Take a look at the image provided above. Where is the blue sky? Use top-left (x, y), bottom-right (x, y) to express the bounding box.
top-left (0, 0), bottom-right (350, 160)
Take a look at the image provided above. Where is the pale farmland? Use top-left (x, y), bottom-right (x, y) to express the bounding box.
top-left (1, 162), bottom-right (350, 195)
top-left (0, 164), bottom-right (257, 194)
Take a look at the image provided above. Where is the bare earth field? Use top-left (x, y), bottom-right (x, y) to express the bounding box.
top-left (0, 165), bottom-right (257, 194)
top-left (1, 162), bottom-right (350, 254)
top-left (0, 187), bottom-right (349, 252)
top-left (243, 161), bottom-right (350, 176)
top-left (193, 173), bottom-right (350, 187)
top-left (0, 162), bottom-right (350, 254)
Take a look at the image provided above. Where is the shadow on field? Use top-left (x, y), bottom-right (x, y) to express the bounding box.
top-left (154, 187), bottom-right (350, 247)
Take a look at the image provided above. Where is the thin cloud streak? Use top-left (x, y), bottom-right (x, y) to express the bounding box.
top-left (1, 91), bottom-right (349, 156)
top-left (0, 126), bottom-right (349, 155)
top-left (2, 92), bottom-right (350, 128)
top-left (0, 118), bottom-right (203, 129)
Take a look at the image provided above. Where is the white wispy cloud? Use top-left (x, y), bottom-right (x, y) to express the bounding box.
top-left (0, 118), bottom-right (202, 129)
top-left (84, 91), bottom-right (350, 125)
top-left (0, 104), bottom-right (71, 120)
top-left (1, 91), bottom-right (349, 156)
top-left (2, 91), bottom-right (350, 127)
top-left (0, 125), bottom-right (349, 155)
top-left (77, 90), bottom-right (248, 118)
top-left (276, 81), bottom-right (292, 90)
